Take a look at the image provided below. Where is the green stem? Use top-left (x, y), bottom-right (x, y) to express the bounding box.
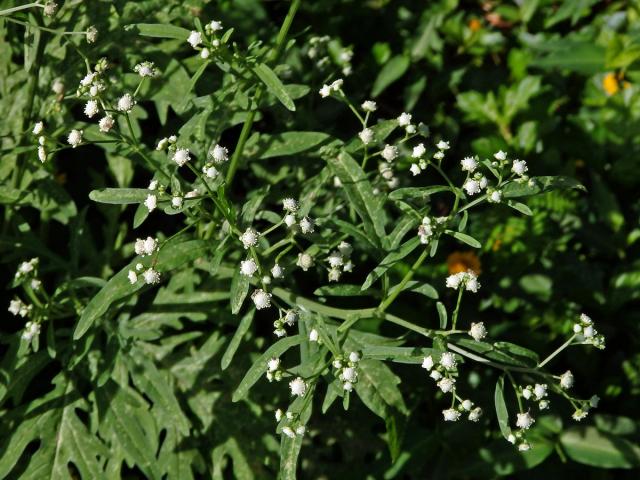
top-left (538, 334), bottom-right (577, 368)
top-left (378, 248), bottom-right (429, 313)
top-left (0, 2), bottom-right (42, 16)
top-left (451, 287), bottom-right (464, 330)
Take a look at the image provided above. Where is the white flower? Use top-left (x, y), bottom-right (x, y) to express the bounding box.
top-left (446, 272), bottom-right (465, 289)
top-left (319, 84), bottom-right (332, 97)
top-left (38, 146), bottom-right (46, 162)
top-left (343, 381), bottom-right (354, 392)
top-left (381, 144), bottom-right (398, 161)
top-left (460, 156), bottom-right (478, 172)
top-left (560, 370), bottom-right (574, 389)
top-left (67, 129), bottom-right (83, 148)
top-left (439, 352), bottom-right (457, 370)
top-left (267, 357), bottom-right (280, 372)
top-left (443, 408), bottom-right (461, 422)
top-left (479, 176), bottom-right (488, 189)
top-left (142, 268), bottom-right (161, 284)
top-left (361, 100), bottom-right (377, 112)
top-left (410, 164), bottom-right (421, 176)
top-left (275, 409), bottom-right (283, 422)
top-left (437, 377), bottom-right (456, 393)
top-left (251, 289), bottom-right (271, 310)
top-left (52, 78), bottom-right (64, 95)
top-left (22, 321), bottom-right (40, 341)
top-left (187, 30), bottom-right (202, 48)
top-left (463, 179), bottom-right (481, 196)
top-left (327, 251), bottom-right (343, 268)
top-left (295, 425), bottom-right (306, 436)
top-left (289, 377), bottom-right (307, 397)
top-left (144, 194), bottom-right (157, 212)
top-left (33, 121), bottom-right (44, 135)
top-left (328, 268), bottom-right (341, 282)
top-left (436, 140), bottom-right (450, 150)
top-left (421, 355), bottom-right (434, 370)
top-left (512, 159), bottom-right (528, 176)
top-left (330, 79), bottom-right (343, 90)
top-left (297, 253), bottom-right (314, 271)
top-left (172, 148), bottom-right (190, 167)
top-left (468, 407), bottom-right (483, 422)
top-left (465, 272), bottom-right (480, 293)
top-left (203, 166), bottom-right (219, 178)
top-left (406, 124), bottom-right (416, 134)
top-left (430, 370), bottom-right (442, 381)
top-left (239, 228), bottom-right (259, 249)
top-left (43, 1), bottom-right (57, 17)
top-left (80, 72), bottom-right (96, 87)
top-left (461, 399), bottom-right (473, 411)
top-left (284, 214), bottom-right (296, 228)
top-left (488, 190), bottom-right (502, 203)
top-left (342, 367), bottom-right (357, 382)
top-left (99, 115), bottom-right (114, 133)
top-left (156, 138), bottom-right (169, 151)
top-left (117, 93), bottom-right (135, 113)
top-left (284, 311), bottom-right (298, 326)
top-left (469, 322), bottom-right (487, 341)
top-left (148, 180), bottom-right (158, 190)
top-left (271, 264), bottom-right (284, 279)
top-left (136, 263), bottom-right (144, 271)
top-left (433, 151), bottom-right (444, 160)
top-left (282, 427), bottom-right (295, 438)
top-left (208, 20), bottom-right (223, 32)
top-left (412, 143), bottom-right (426, 158)
top-left (397, 112), bottom-right (412, 127)
top-left (299, 217), bottom-right (315, 234)
top-left (349, 352), bottom-right (360, 363)
top-left (359, 128), bottom-right (374, 145)
top-left (580, 313), bottom-right (593, 325)
top-left (240, 259), bottom-right (258, 277)
top-left (522, 387), bottom-right (532, 400)
top-left (518, 442), bottom-right (531, 451)
top-left (9, 299), bottom-right (24, 316)
top-left (86, 25), bottom-right (98, 43)
top-left (282, 198), bottom-right (298, 213)
top-left (572, 409), bottom-right (588, 421)
top-left (201, 48), bottom-right (210, 59)
top-left (533, 384), bottom-right (547, 400)
top-left (210, 144), bottom-right (229, 163)
top-left (134, 61), bottom-right (158, 78)
top-left (494, 151), bottom-right (507, 161)
top-left (343, 260), bottom-right (354, 272)
top-left (274, 328), bottom-right (287, 338)
top-left (134, 236), bottom-right (157, 256)
top-left (516, 412), bottom-right (535, 430)
top-left (128, 270), bottom-right (137, 284)
top-left (309, 329), bottom-right (319, 342)
top-left (539, 400), bottom-right (550, 410)
top-left (172, 196), bottom-right (183, 208)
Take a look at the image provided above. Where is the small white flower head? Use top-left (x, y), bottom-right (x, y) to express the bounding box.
top-left (297, 253), bottom-right (314, 271)
top-left (446, 272), bottom-right (466, 289)
top-left (465, 272), bottom-right (480, 293)
top-left (284, 214), bottom-right (297, 228)
top-left (188, 30), bottom-right (202, 48)
top-left (9, 299), bottom-right (24, 316)
top-left (98, 115), bottom-right (114, 133)
top-left (203, 165), bottom-right (219, 179)
top-left (533, 384), bottom-right (547, 401)
top-left (142, 268), bottom-right (161, 285)
top-left (327, 251), bottom-right (344, 268)
top-left (560, 370), bottom-right (574, 389)
top-left (580, 313), bottom-right (593, 325)
top-left (397, 112), bottom-right (412, 127)
top-left (439, 352), bottom-right (457, 370)
top-left (412, 143), bottom-right (426, 158)
top-left (295, 425), bottom-right (306, 436)
top-left (330, 79), bottom-right (343, 90)
top-left (156, 138), bottom-right (169, 151)
top-left (208, 20), bottom-right (223, 32)
top-left (462, 399), bottom-right (473, 411)
top-left (267, 357), bottom-right (280, 372)
top-left (30, 278), bottom-right (41, 290)
top-left (251, 289), bottom-right (272, 310)
top-left (86, 26), bottom-right (98, 43)
top-left (463, 179), bottom-right (481, 196)
top-left (284, 310), bottom-right (298, 326)
top-left (488, 190), bottom-right (502, 203)
top-left (460, 156), bottom-right (478, 172)
top-left (200, 48), bottom-right (210, 59)
top-left (433, 151), bottom-right (445, 160)
top-left (430, 370), bottom-right (442, 381)
top-left (319, 84), bottom-right (332, 97)
top-left (43, 1), bottom-right (57, 17)
top-left (128, 270), bottom-right (138, 284)
top-left (359, 128), bottom-right (374, 145)
top-left (271, 264), bottom-right (284, 279)
top-left (299, 216), bottom-right (315, 234)
top-left (512, 159), bottom-right (528, 176)
top-left (117, 93), bottom-right (135, 113)
top-left (67, 129), bottom-right (83, 148)
top-left (148, 180), bottom-right (158, 191)
top-left (172, 196), bottom-right (183, 208)
top-left (210, 144), bottom-right (229, 163)
top-left (436, 140), bottom-right (450, 150)
top-left (21, 321), bottom-right (40, 342)
top-left (469, 322), bottom-right (487, 341)
top-left (421, 355), bottom-right (434, 371)
top-left (468, 407), bottom-right (483, 422)
top-left (406, 124), bottom-right (416, 134)
top-left (343, 381), bottom-right (354, 392)
top-left (282, 198), bottom-right (299, 213)
top-left (274, 328), bottom-right (287, 338)
top-left (522, 387), bottom-right (532, 400)
top-left (572, 409), bottom-right (588, 421)
top-left (349, 351), bottom-right (360, 363)
top-left (343, 260), bottom-right (355, 272)
top-left (289, 377), bottom-right (307, 397)
top-left (275, 409), bottom-right (283, 422)
top-left (328, 268), bottom-right (341, 282)
top-left (443, 408), bottom-right (461, 422)
top-left (33, 121), bottom-right (44, 135)
top-left (539, 399), bottom-right (550, 410)
top-left (381, 144), bottom-right (398, 162)
top-left (479, 176), bottom-right (488, 190)
top-left (494, 150), bottom-right (507, 161)
top-left (309, 329), bottom-right (319, 342)
top-left (516, 412), bottom-right (535, 430)
top-left (437, 377), bottom-right (456, 393)
top-left (144, 194), bottom-right (157, 212)
top-left (518, 441), bottom-right (531, 451)
top-left (240, 259), bottom-right (258, 277)
top-left (134, 61), bottom-right (158, 78)
top-left (52, 78), bottom-right (64, 95)
top-left (282, 426), bottom-right (295, 438)
top-left (172, 148), bottom-right (191, 167)
top-left (136, 263), bottom-right (144, 271)
top-left (139, 236), bottom-right (158, 256)
top-left (38, 146), bottom-right (47, 163)
top-left (361, 100), bottom-right (377, 112)
top-left (239, 228), bottom-right (259, 249)
top-left (342, 367), bottom-right (358, 383)
top-left (410, 164), bottom-right (422, 176)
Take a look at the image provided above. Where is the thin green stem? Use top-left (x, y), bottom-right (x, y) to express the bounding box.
top-left (378, 248), bottom-right (429, 313)
top-left (0, 2), bottom-right (42, 16)
top-left (451, 287), bottom-right (464, 330)
top-left (538, 334), bottom-right (577, 368)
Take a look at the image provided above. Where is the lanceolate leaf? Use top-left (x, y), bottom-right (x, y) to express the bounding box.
top-left (354, 359), bottom-right (408, 419)
top-left (253, 63), bottom-right (295, 111)
top-left (445, 230), bottom-right (482, 248)
top-left (494, 376), bottom-right (512, 440)
top-left (221, 309), bottom-right (255, 370)
top-left (230, 265), bottom-right (250, 314)
top-left (502, 176), bottom-right (585, 198)
top-left (89, 188), bottom-right (150, 204)
top-left (247, 131), bottom-right (332, 159)
top-left (362, 237), bottom-right (420, 290)
top-left (560, 426), bottom-right (640, 468)
top-left (126, 23), bottom-right (191, 40)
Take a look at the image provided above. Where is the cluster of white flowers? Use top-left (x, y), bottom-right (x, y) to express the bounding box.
top-left (33, 122), bottom-right (48, 162)
top-left (573, 313), bottom-right (605, 349)
top-left (14, 257), bottom-right (39, 281)
top-left (409, 139), bottom-right (449, 176)
top-left (417, 216), bottom-right (447, 245)
top-left (358, 127), bottom-right (374, 145)
top-left (332, 352), bottom-right (361, 392)
top-left (128, 262), bottom-right (161, 286)
top-left (134, 61), bottom-right (158, 78)
top-left (462, 173), bottom-right (488, 196)
top-left (521, 383), bottom-right (550, 410)
top-left (325, 241), bottom-right (354, 282)
top-left (265, 356), bottom-right (282, 382)
top-left (397, 112), bottom-right (415, 134)
top-left (318, 78), bottom-right (343, 98)
top-left (445, 270), bottom-right (480, 293)
top-left (272, 310), bottom-right (298, 338)
top-left (22, 321), bottom-right (40, 342)
top-left (281, 197), bottom-right (316, 238)
top-left (9, 298), bottom-right (32, 318)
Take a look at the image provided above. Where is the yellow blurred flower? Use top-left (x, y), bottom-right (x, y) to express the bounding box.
top-left (603, 73), bottom-right (619, 96)
top-left (447, 251), bottom-right (482, 275)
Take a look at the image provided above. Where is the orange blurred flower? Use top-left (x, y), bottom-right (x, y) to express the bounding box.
top-left (469, 18), bottom-right (482, 32)
top-left (447, 251), bottom-right (482, 275)
top-left (603, 73), bottom-right (619, 96)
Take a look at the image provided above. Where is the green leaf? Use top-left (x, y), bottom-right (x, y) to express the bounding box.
top-left (531, 41), bottom-right (604, 74)
top-left (493, 342), bottom-right (540, 367)
top-left (230, 266), bottom-right (250, 315)
top-left (494, 376), bottom-right (512, 440)
top-left (361, 346), bottom-right (435, 363)
top-left (328, 151), bottom-right (386, 245)
top-left (315, 284), bottom-right (372, 297)
top-left (560, 426), bottom-right (640, 468)
top-left (362, 237), bottom-right (420, 290)
top-left (221, 310), bottom-right (254, 370)
top-left (506, 200), bottom-right (533, 216)
top-left (371, 55), bottom-right (410, 97)
top-left (279, 395), bottom-right (312, 479)
top-left (354, 359), bottom-right (408, 419)
top-left (232, 336), bottom-right (301, 402)
top-left (388, 185), bottom-right (454, 201)
top-left (247, 131), bottom-right (331, 159)
top-left (89, 188), bottom-right (149, 204)
top-left (126, 23), bottom-right (191, 40)
top-left (253, 63), bottom-right (295, 111)
top-left (445, 230), bottom-right (481, 248)
top-left (437, 302), bottom-right (447, 329)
